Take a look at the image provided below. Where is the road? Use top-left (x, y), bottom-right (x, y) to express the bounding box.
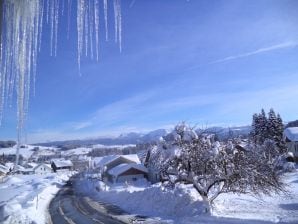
top-left (49, 175), bottom-right (143, 224)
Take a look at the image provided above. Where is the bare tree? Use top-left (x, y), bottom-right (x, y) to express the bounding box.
top-left (150, 124), bottom-right (285, 213)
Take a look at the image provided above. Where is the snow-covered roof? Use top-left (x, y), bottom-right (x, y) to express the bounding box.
top-left (284, 127), bottom-right (298, 142)
top-left (51, 159), bottom-right (73, 167)
top-left (33, 163), bottom-right (52, 170)
top-left (0, 164), bottom-right (9, 174)
top-left (95, 154), bottom-right (141, 168)
top-left (108, 163), bottom-right (148, 177)
top-left (27, 162), bottom-right (38, 168)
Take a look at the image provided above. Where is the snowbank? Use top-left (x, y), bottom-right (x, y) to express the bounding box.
top-left (75, 178), bottom-right (205, 222)
top-left (0, 172), bottom-right (74, 224)
top-left (213, 170), bottom-right (298, 223)
top-left (76, 168), bottom-right (298, 223)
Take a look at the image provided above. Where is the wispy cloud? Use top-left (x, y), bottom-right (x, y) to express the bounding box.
top-left (209, 41), bottom-right (298, 64)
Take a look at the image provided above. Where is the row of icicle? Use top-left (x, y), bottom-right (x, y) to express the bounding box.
top-left (0, 0), bottom-right (122, 167)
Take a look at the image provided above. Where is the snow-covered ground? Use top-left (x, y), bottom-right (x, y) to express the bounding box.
top-left (0, 144), bottom-right (58, 160)
top-left (77, 169), bottom-right (298, 224)
top-left (0, 172), bottom-right (74, 224)
top-left (213, 171), bottom-right (298, 223)
top-left (1, 168), bottom-right (297, 224)
top-left (59, 144), bottom-right (136, 156)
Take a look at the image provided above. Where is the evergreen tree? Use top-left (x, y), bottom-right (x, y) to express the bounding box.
top-left (258, 108), bottom-right (268, 143)
top-left (250, 108), bottom-right (286, 155)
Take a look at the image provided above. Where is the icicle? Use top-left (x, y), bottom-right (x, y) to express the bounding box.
top-left (67, 0), bottom-right (72, 39)
top-left (113, 0), bottom-right (122, 52)
top-left (94, 0), bottom-right (100, 61)
top-left (53, 0), bottom-right (59, 56)
top-left (113, 0), bottom-right (118, 43)
top-left (89, 0), bottom-right (94, 60)
top-left (38, 0), bottom-right (44, 53)
top-left (117, 0), bottom-right (122, 52)
top-left (84, 2), bottom-right (88, 57)
top-left (0, 0), bottom-right (124, 168)
top-left (49, 0), bottom-right (55, 56)
top-left (77, 0), bottom-right (85, 75)
top-left (103, 0), bottom-right (108, 41)
top-left (46, 0), bottom-right (50, 24)
top-left (61, 0), bottom-right (65, 16)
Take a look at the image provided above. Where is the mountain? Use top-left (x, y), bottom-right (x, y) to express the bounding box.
top-left (36, 126), bottom-right (250, 148)
top-left (196, 126), bottom-right (251, 140)
top-left (37, 129), bottom-right (168, 148)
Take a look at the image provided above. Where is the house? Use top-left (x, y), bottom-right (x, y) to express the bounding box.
top-left (284, 127), bottom-right (298, 162)
top-left (0, 164), bottom-right (9, 177)
top-left (51, 159), bottom-right (73, 172)
top-left (108, 163), bottom-right (148, 183)
top-left (93, 154), bottom-right (146, 183)
top-left (95, 154), bottom-right (141, 171)
top-left (14, 165), bottom-right (34, 175)
top-left (33, 163), bottom-right (52, 174)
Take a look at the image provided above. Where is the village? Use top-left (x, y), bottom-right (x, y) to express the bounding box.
top-left (1, 125), bottom-right (298, 183)
top-left (0, 123), bottom-right (298, 223)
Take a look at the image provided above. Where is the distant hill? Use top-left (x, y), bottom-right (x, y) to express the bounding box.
top-left (0, 140), bottom-right (16, 148)
top-left (196, 126), bottom-right (251, 140)
top-left (36, 129), bottom-right (169, 148)
top-left (36, 126), bottom-right (251, 148)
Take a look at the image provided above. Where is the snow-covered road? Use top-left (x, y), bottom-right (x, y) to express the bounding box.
top-left (49, 187), bottom-right (126, 224)
top-left (49, 175), bottom-right (160, 224)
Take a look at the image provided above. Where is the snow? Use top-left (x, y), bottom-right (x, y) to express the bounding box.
top-left (213, 171), bottom-right (298, 223)
top-left (61, 146), bottom-right (92, 156)
top-left (0, 144), bottom-right (58, 160)
top-left (51, 159), bottom-right (73, 168)
top-left (108, 163), bottom-right (148, 176)
top-left (77, 168), bottom-right (298, 223)
top-left (0, 165), bottom-right (9, 174)
top-left (0, 145), bottom-right (35, 159)
top-left (284, 127), bottom-right (298, 141)
top-left (93, 154), bottom-right (141, 169)
top-left (0, 172), bottom-right (74, 224)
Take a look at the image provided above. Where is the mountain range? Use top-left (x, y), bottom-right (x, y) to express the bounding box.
top-left (37, 126), bottom-right (251, 148)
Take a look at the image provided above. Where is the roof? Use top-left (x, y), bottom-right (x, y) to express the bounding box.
top-left (108, 163), bottom-right (148, 177)
top-left (95, 154), bottom-right (141, 168)
top-left (0, 164), bottom-right (9, 174)
top-left (33, 163), bottom-right (52, 170)
top-left (51, 159), bottom-right (73, 167)
top-left (284, 127), bottom-right (298, 141)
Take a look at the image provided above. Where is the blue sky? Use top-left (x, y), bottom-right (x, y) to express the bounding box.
top-left (1, 0), bottom-right (298, 143)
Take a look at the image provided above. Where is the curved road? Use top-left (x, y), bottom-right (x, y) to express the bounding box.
top-left (49, 176), bottom-right (147, 224)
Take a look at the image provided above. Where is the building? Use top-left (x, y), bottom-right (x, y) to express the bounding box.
top-left (284, 127), bottom-right (298, 162)
top-left (94, 154), bottom-right (147, 183)
top-left (33, 163), bottom-right (52, 174)
top-left (51, 159), bottom-right (73, 172)
top-left (0, 164), bottom-right (9, 177)
top-left (14, 165), bottom-right (34, 175)
top-left (108, 163), bottom-right (148, 183)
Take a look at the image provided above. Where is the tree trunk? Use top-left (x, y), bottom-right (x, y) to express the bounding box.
top-left (202, 195), bottom-right (211, 214)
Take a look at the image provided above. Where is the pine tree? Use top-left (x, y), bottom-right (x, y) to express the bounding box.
top-left (267, 108), bottom-right (278, 140)
top-left (250, 108), bottom-right (286, 155)
top-left (258, 109), bottom-right (268, 144)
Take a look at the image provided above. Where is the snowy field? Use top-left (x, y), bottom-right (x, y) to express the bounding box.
top-left (0, 172), bottom-right (74, 224)
top-left (77, 169), bottom-right (298, 224)
top-left (0, 145), bottom-right (58, 159)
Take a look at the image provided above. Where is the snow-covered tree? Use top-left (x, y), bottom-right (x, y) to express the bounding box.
top-left (250, 108), bottom-right (286, 154)
top-left (150, 123), bottom-right (285, 213)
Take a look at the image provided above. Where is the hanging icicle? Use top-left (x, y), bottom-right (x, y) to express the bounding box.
top-left (0, 0), bottom-right (123, 168)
